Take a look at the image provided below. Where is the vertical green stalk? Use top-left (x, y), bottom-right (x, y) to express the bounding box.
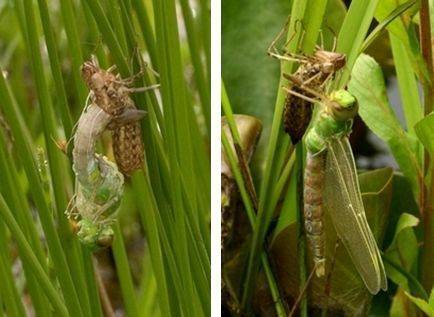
top-left (222, 131), bottom-right (286, 316)
top-left (138, 253), bottom-right (159, 317)
top-left (0, 220), bottom-right (27, 317)
top-left (222, 81), bottom-right (286, 316)
top-left (0, 132), bottom-right (52, 317)
top-left (36, 0), bottom-right (74, 136)
top-left (198, 0), bottom-right (211, 83)
top-left (21, 1), bottom-right (91, 315)
top-left (0, 64), bottom-right (82, 317)
top-left (242, 0), bottom-right (322, 307)
top-left (112, 224), bottom-right (139, 317)
top-left (179, 0), bottom-right (211, 136)
top-left (81, 1), bottom-right (108, 65)
top-left (108, 0), bottom-right (129, 53)
top-left (130, 0), bottom-right (158, 67)
top-left (0, 133), bottom-right (45, 265)
top-left (389, 34), bottom-right (423, 134)
top-left (81, 252), bottom-right (104, 317)
top-left (0, 195), bottom-right (68, 317)
top-left (85, 0), bottom-right (129, 75)
top-left (152, 0), bottom-right (210, 315)
top-left (132, 174), bottom-right (173, 317)
top-left (59, 0), bottom-right (87, 104)
top-left (335, 0), bottom-right (380, 88)
top-left (419, 0), bottom-right (434, 292)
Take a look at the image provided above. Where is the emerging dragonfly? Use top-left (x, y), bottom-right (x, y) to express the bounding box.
top-left (68, 103), bottom-right (126, 250)
top-left (66, 59), bottom-right (157, 250)
top-left (302, 88), bottom-right (387, 294)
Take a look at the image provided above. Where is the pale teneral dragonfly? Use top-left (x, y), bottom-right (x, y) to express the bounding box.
top-left (303, 89), bottom-right (387, 294)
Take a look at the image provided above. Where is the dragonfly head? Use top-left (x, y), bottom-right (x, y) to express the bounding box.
top-left (314, 51), bottom-right (346, 73)
top-left (80, 61), bottom-right (98, 80)
top-left (77, 218), bottom-right (114, 251)
top-left (329, 89), bottom-right (358, 122)
top-left (80, 61), bottom-right (105, 91)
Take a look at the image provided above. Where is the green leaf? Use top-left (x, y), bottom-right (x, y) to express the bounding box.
top-left (390, 32), bottom-right (423, 135)
top-left (374, 0), bottom-right (419, 45)
top-left (334, 0), bottom-right (379, 87)
top-left (359, 167), bottom-right (395, 241)
top-left (270, 161), bottom-right (297, 242)
top-left (361, 0), bottom-right (418, 52)
top-left (385, 213), bottom-right (419, 291)
top-left (430, 287), bottom-right (434, 307)
top-left (375, 0), bottom-right (429, 84)
top-left (389, 213), bottom-right (419, 247)
top-left (405, 291), bottom-right (434, 316)
top-left (320, 0), bottom-right (347, 48)
top-left (390, 288), bottom-right (419, 317)
top-left (415, 112), bottom-right (434, 155)
top-left (348, 53), bottom-right (423, 205)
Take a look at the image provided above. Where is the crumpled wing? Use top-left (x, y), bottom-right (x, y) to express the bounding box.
top-left (324, 136), bottom-right (387, 294)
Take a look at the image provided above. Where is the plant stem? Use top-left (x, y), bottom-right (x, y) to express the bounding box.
top-left (419, 0), bottom-right (434, 292)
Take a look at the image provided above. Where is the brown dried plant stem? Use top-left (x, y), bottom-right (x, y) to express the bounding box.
top-left (419, 0), bottom-right (434, 292)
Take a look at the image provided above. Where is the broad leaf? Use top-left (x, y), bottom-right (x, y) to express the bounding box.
top-left (406, 291), bottom-right (434, 316)
top-left (415, 112), bottom-right (434, 156)
top-left (375, 0), bottom-right (419, 46)
top-left (385, 213), bottom-right (419, 291)
top-left (348, 54), bottom-right (422, 206)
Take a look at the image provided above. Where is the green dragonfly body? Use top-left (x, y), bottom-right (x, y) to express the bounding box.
top-left (69, 104), bottom-right (124, 250)
top-left (73, 155), bottom-right (123, 249)
top-left (304, 89), bottom-right (387, 294)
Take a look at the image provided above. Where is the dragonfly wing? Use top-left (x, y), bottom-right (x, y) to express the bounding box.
top-left (324, 137), bottom-right (387, 294)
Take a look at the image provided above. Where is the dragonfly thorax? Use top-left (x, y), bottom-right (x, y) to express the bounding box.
top-left (313, 50), bottom-right (346, 74)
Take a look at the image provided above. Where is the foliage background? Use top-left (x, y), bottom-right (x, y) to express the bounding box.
top-left (222, 0), bottom-right (434, 316)
top-left (0, 0), bottom-right (210, 316)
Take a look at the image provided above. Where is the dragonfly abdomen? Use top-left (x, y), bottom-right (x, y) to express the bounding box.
top-left (304, 151), bottom-right (326, 277)
top-left (72, 104), bottom-right (113, 186)
top-left (283, 85), bottom-right (313, 145)
top-left (113, 121), bottom-right (145, 175)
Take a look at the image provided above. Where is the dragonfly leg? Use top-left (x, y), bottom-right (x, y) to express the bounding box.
top-left (282, 86), bottom-right (318, 104)
top-left (107, 64), bottom-right (117, 73)
top-left (319, 71), bottom-right (334, 90)
top-left (267, 16), bottom-right (309, 63)
top-left (65, 194), bottom-right (78, 217)
top-left (267, 15), bottom-right (292, 58)
top-left (126, 83), bottom-right (160, 93)
top-left (300, 71), bottom-right (323, 87)
top-left (283, 74), bottom-right (325, 100)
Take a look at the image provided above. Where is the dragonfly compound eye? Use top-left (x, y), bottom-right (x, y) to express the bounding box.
top-left (77, 218), bottom-right (114, 250)
top-left (329, 89), bottom-right (358, 122)
top-left (80, 62), bottom-right (97, 81)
